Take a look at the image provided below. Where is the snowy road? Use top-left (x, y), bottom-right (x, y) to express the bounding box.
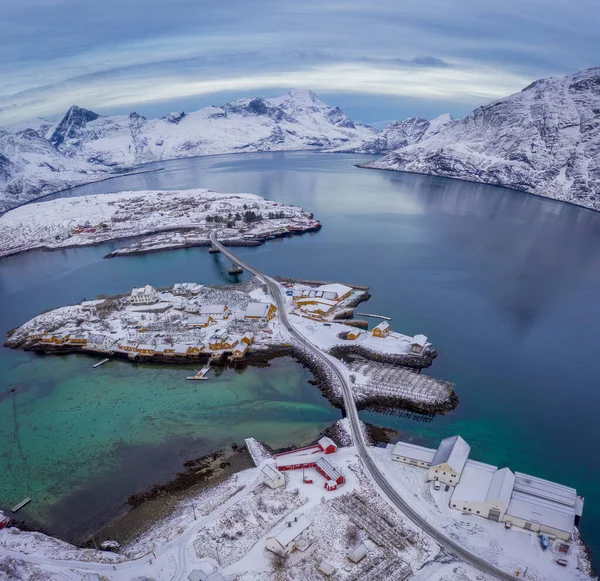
top-left (211, 231), bottom-right (517, 581)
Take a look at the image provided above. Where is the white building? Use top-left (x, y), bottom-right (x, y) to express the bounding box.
top-left (317, 283), bottom-right (353, 301)
top-left (262, 464), bottom-right (286, 489)
top-left (451, 462), bottom-right (514, 521)
top-left (347, 542), bottom-right (368, 563)
top-left (172, 283), bottom-right (204, 296)
top-left (410, 334), bottom-right (428, 354)
top-left (245, 302), bottom-right (276, 322)
top-left (392, 441), bottom-right (436, 468)
top-left (504, 472), bottom-right (584, 540)
top-left (266, 514), bottom-right (312, 556)
top-left (427, 435), bottom-right (471, 486)
top-left (130, 285), bottom-right (158, 305)
top-left (199, 304), bottom-right (229, 319)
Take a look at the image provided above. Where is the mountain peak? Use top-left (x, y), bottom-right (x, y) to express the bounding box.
top-left (49, 105), bottom-right (100, 148)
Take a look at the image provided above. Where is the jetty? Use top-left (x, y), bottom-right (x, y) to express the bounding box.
top-left (357, 313), bottom-right (392, 321)
top-left (186, 367), bottom-right (211, 381)
top-left (93, 358), bottom-right (110, 368)
top-left (11, 498), bottom-right (31, 512)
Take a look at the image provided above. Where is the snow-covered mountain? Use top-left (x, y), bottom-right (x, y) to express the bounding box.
top-left (0, 90), bottom-right (377, 212)
top-left (45, 90), bottom-right (375, 167)
top-left (364, 68), bottom-right (600, 211)
top-left (356, 114), bottom-right (453, 153)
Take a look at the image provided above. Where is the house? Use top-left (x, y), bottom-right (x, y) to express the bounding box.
top-left (199, 305), bottom-right (229, 319)
top-left (372, 321), bottom-right (390, 338)
top-left (318, 436), bottom-right (337, 454)
top-left (208, 329), bottom-right (229, 351)
top-left (28, 328), bottom-right (47, 340)
top-left (346, 329), bottom-right (362, 340)
top-left (172, 283), bottom-right (203, 296)
top-left (187, 563), bottom-right (223, 581)
top-left (427, 435), bottom-right (471, 486)
top-left (187, 344), bottom-right (205, 355)
top-left (187, 315), bottom-right (212, 329)
top-left (262, 464), bottom-right (286, 489)
top-left (410, 334), bottom-right (428, 354)
top-left (118, 339), bottom-right (138, 352)
top-left (392, 441), bottom-right (436, 468)
top-left (136, 344), bottom-right (156, 355)
top-left (69, 332), bottom-right (88, 345)
top-left (172, 343), bottom-right (191, 356)
top-left (266, 514), bottom-right (312, 556)
top-left (316, 457), bottom-right (345, 490)
top-left (50, 332), bottom-right (70, 344)
top-left (297, 298), bottom-right (336, 317)
top-left (245, 302), bottom-right (277, 322)
top-left (155, 343), bottom-right (175, 354)
top-left (130, 285), bottom-right (159, 305)
top-left (81, 299), bottom-right (105, 313)
top-left (317, 561), bottom-right (336, 577)
top-left (317, 283), bottom-right (353, 302)
top-left (230, 342), bottom-right (248, 359)
top-left (347, 542), bottom-right (368, 563)
top-left (87, 333), bottom-right (114, 350)
top-left (241, 332), bottom-right (254, 345)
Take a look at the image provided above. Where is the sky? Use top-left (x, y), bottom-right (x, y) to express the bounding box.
top-left (0, 0), bottom-right (598, 126)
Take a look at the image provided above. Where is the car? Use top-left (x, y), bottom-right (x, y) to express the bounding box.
top-left (433, 481), bottom-right (441, 490)
top-left (556, 558), bottom-right (568, 567)
top-left (504, 521), bottom-right (512, 529)
top-left (324, 323), bottom-right (331, 326)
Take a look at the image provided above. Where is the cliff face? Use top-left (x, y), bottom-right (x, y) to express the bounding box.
top-left (364, 68), bottom-right (600, 211)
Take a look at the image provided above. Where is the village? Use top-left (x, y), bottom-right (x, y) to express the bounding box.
top-left (5, 276), bottom-right (457, 413)
top-left (0, 188), bottom-right (322, 259)
top-left (0, 420), bottom-right (592, 581)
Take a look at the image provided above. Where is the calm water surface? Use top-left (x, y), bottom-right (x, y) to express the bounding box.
top-left (2, 152), bottom-right (600, 562)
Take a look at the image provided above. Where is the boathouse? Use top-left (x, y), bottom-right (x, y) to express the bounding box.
top-left (245, 302), bottom-right (277, 322)
top-left (428, 435), bottom-right (470, 486)
top-left (241, 332), bottom-right (254, 345)
top-left (230, 342), bottom-right (248, 359)
top-left (49, 332), bottom-right (70, 344)
top-left (69, 333), bottom-right (88, 345)
top-left (136, 343), bottom-right (156, 356)
top-left (266, 514), bottom-right (312, 556)
top-left (87, 333), bottom-right (114, 350)
top-left (118, 339), bottom-right (138, 352)
top-left (186, 344), bottom-right (205, 355)
top-left (187, 315), bottom-right (212, 329)
top-left (372, 321), bottom-right (390, 338)
top-left (262, 464), bottom-right (286, 489)
top-left (29, 328), bottom-right (47, 340)
top-left (130, 285), bottom-right (159, 305)
top-left (346, 329), bottom-right (362, 340)
top-left (155, 344), bottom-right (175, 354)
top-left (410, 334), bottom-right (428, 354)
top-left (318, 283), bottom-right (353, 302)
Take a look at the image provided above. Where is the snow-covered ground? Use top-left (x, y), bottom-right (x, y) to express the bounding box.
top-left (1, 441), bottom-right (593, 581)
top-left (0, 188), bottom-right (319, 258)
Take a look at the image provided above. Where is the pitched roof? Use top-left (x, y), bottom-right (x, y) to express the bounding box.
top-left (451, 459), bottom-right (497, 503)
top-left (392, 441), bottom-right (436, 463)
top-left (199, 304), bottom-right (227, 314)
top-left (318, 283), bottom-right (352, 298)
top-left (373, 321), bottom-right (390, 332)
top-left (269, 514), bottom-right (311, 547)
top-left (245, 302), bottom-right (272, 317)
top-left (262, 464), bottom-right (282, 480)
top-left (486, 467), bottom-right (516, 507)
top-left (412, 334), bottom-right (428, 346)
top-left (431, 435), bottom-right (470, 475)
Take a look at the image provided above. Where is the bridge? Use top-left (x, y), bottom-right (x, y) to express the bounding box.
top-left (209, 230), bottom-right (517, 581)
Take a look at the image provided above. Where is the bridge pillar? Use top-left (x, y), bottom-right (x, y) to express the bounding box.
top-left (228, 263), bottom-right (243, 275)
top-left (208, 245), bottom-right (220, 253)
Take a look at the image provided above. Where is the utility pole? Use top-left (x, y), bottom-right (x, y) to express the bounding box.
top-left (192, 504), bottom-right (196, 520)
top-left (90, 535), bottom-right (99, 551)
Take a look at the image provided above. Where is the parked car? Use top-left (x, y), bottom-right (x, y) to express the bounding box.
top-left (504, 521), bottom-right (512, 529)
top-left (433, 481), bottom-right (441, 490)
top-left (556, 559), bottom-right (568, 567)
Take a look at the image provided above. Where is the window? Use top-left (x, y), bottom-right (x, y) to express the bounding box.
top-left (443, 472), bottom-right (446, 475)
top-left (477, 511), bottom-right (480, 514)
top-left (463, 507), bottom-right (466, 511)
top-left (452, 504), bottom-right (456, 508)
top-left (468, 508), bottom-right (472, 512)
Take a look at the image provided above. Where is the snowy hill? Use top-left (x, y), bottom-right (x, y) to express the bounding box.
top-left (356, 114), bottom-right (453, 153)
top-left (364, 68), bottom-right (600, 210)
top-left (0, 90), bottom-right (377, 212)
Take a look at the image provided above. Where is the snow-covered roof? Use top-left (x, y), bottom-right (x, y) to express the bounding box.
top-left (137, 343), bottom-right (155, 350)
top-left (199, 304), bottom-right (227, 314)
top-left (88, 333), bottom-right (112, 345)
top-left (296, 297), bottom-right (337, 307)
top-left (431, 435), bottom-right (470, 475)
top-left (412, 334), bottom-right (428, 346)
top-left (82, 575), bottom-right (101, 581)
top-left (262, 464), bottom-right (282, 480)
top-left (234, 342), bottom-right (248, 354)
top-left (506, 472), bottom-right (580, 534)
top-left (316, 457), bottom-right (343, 481)
top-left (269, 514), bottom-right (311, 548)
top-left (245, 302), bottom-right (272, 317)
top-left (81, 299), bottom-right (105, 307)
top-left (373, 321), bottom-right (390, 332)
top-left (242, 332), bottom-right (254, 341)
top-left (452, 459), bottom-right (498, 503)
top-left (187, 315), bottom-right (211, 324)
top-left (347, 541), bottom-right (368, 561)
top-left (300, 303), bottom-right (333, 313)
top-left (318, 283), bottom-right (352, 299)
top-left (318, 436), bottom-right (336, 450)
top-left (173, 343), bottom-right (190, 354)
top-left (131, 284), bottom-right (156, 297)
top-left (486, 467), bottom-right (516, 507)
top-left (318, 561), bottom-right (336, 576)
top-left (392, 441), bottom-right (436, 463)
top-left (155, 343), bottom-right (173, 352)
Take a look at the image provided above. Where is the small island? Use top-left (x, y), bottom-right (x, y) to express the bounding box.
top-left (5, 276), bottom-right (457, 416)
top-left (0, 188), bottom-right (321, 259)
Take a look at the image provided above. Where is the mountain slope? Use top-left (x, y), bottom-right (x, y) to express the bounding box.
top-left (364, 68), bottom-right (600, 210)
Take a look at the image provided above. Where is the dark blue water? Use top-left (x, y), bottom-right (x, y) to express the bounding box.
top-left (4, 152), bottom-right (600, 561)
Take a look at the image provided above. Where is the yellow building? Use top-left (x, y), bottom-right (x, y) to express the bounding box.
top-left (44, 332), bottom-right (70, 344)
top-left (230, 342), bottom-right (249, 359)
top-left (186, 344), bottom-right (205, 355)
top-left (118, 340), bottom-right (138, 352)
top-left (241, 332), bottom-right (255, 345)
top-left (136, 344), bottom-right (156, 355)
top-left (372, 322), bottom-right (390, 338)
top-left (245, 302), bottom-right (277, 322)
top-left (347, 329), bottom-right (362, 340)
top-left (29, 329), bottom-right (47, 341)
top-left (69, 333), bottom-right (88, 345)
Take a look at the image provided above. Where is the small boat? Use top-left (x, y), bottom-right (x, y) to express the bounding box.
top-left (540, 534), bottom-right (550, 550)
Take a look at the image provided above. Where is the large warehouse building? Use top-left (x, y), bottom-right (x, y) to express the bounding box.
top-left (391, 435), bottom-right (584, 540)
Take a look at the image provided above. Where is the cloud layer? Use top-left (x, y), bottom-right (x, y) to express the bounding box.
top-left (1, 0), bottom-right (598, 124)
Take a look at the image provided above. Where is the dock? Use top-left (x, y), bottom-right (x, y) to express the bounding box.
top-left (93, 358), bottom-right (110, 368)
top-left (11, 498), bottom-right (31, 512)
top-left (186, 367), bottom-right (211, 381)
top-left (357, 313), bottom-right (392, 321)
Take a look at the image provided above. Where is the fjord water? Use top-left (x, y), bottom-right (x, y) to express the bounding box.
top-left (3, 153), bottom-right (600, 560)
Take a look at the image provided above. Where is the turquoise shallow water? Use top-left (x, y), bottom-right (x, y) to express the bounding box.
top-left (2, 152), bottom-right (600, 564)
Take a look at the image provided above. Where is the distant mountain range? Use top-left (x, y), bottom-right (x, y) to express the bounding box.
top-left (2, 68), bottom-right (599, 213)
top-left (364, 67), bottom-right (600, 211)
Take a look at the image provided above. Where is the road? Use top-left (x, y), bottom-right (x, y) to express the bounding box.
top-left (211, 231), bottom-right (517, 581)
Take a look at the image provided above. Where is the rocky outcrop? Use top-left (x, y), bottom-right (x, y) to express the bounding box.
top-left (363, 67), bottom-right (600, 211)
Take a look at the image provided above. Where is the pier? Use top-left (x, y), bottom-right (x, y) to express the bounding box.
top-left (186, 367), bottom-right (211, 381)
top-left (357, 313), bottom-right (392, 321)
top-left (92, 358), bottom-right (110, 368)
top-left (11, 498), bottom-right (31, 512)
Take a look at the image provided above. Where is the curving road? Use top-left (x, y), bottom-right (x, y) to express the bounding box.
top-left (211, 231), bottom-right (516, 581)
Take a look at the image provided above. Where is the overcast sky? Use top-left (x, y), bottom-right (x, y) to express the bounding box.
top-left (1, 0), bottom-right (598, 125)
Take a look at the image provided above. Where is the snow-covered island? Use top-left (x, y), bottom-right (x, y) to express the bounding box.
top-left (4, 277), bottom-right (454, 415)
top-left (0, 424), bottom-right (593, 581)
top-left (0, 188), bottom-right (322, 259)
